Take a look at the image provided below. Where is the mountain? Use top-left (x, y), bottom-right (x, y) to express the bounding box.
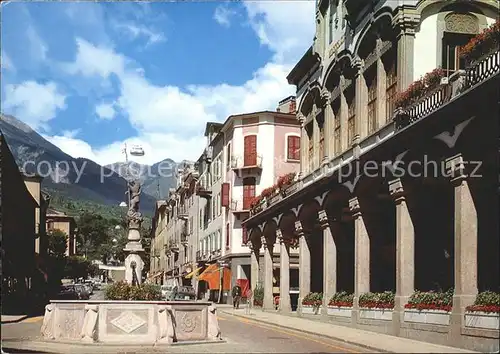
top-left (0, 114), bottom-right (157, 215)
top-left (104, 158), bottom-right (179, 200)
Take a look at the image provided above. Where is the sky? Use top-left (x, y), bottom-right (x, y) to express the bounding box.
top-left (1, 1), bottom-right (315, 166)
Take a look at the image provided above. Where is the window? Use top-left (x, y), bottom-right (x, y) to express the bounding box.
top-left (346, 87), bottom-right (356, 146)
top-left (385, 53), bottom-right (398, 123)
top-left (333, 99), bottom-right (341, 155)
top-left (226, 144), bottom-right (231, 171)
top-left (218, 230), bottom-right (222, 251)
top-left (226, 223), bottom-right (230, 249)
top-left (306, 122), bottom-right (314, 171)
top-left (329, 1), bottom-right (335, 44)
top-left (242, 226), bottom-right (248, 245)
top-left (442, 32), bottom-right (474, 74)
top-left (244, 135), bottom-right (257, 166)
top-left (242, 177), bottom-right (256, 210)
top-left (316, 111), bottom-right (325, 161)
top-left (366, 68), bottom-right (377, 134)
top-left (287, 135), bottom-right (300, 161)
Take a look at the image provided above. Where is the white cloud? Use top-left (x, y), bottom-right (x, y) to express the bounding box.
top-left (62, 129), bottom-right (80, 138)
top-left (26, 25), bottom-right (48, 62)
top-left (214, 5), bottom-right (235, 28)
top-left (2, 81), bottom-right (66, 130)
top-left (243, 1), bottom-right (315, 63)
top-left (96, 103), bottom-right (116, 120)
top-left (1, 51), bottom-right (15, 72)
top-left (49, 3), bottom-right (315, 165)
top-left (112, 21), bottom-right (166, 47)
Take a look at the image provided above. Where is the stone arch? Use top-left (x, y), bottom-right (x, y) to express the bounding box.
top-left (248, 227), bottom-right (262, 247)
top-left (353, 7), bottom-right (395, 60)
top-left (298, 81), bottom-right (323, 118)
top-left (416, 0), bottom-right (497, 23)
top-left (262, 219), bottom-right (277, 244)
top-left (322, 52), bottom-right (354, 92)
top-left (278, 210), bottom-right (298, 239)
top-left (297, 199), bottom-right (322, 230)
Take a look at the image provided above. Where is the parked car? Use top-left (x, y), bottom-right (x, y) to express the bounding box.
top-left (56, 285), bottom-right (80, 300)
top-left (161, 285), bottom-right (174, 300)
top-left (75, 284), bottom-right (90, 300)
top-left (172, 286), bottom-right (196, 301)
top-left (83, 281), bottom-right (94, 295)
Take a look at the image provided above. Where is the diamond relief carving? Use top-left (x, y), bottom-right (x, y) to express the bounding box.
top-left (111, 311), bottom-right (146, 334)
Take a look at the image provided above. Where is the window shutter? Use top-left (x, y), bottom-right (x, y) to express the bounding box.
top-left (226, 223), bottom-right (230, 249)
top-left (221, 183), bottom-right (230, 208)
top-left (244, 135), bottom-right (257, 166)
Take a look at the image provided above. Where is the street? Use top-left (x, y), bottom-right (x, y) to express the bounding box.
top-left (1, 305), bottom-right (370, 353)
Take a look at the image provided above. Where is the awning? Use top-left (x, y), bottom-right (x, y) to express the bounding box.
top-left (185, 267), bottom-right (202, 279)
top-left (198, 264), bottom-right (231, 291)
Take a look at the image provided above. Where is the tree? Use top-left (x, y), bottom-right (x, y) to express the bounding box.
top-left (64, 256), bottom-right (91, 280)
top-left (48, 229), bottom-right (68, 258)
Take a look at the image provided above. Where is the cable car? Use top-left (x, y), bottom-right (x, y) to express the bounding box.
top-left (130, 145), bottom-right (145, 157)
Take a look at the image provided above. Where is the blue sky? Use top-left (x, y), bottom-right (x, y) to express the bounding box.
top-left (1, 1), bottom-right (314, 165)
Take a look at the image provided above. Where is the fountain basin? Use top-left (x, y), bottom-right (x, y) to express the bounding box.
top-left (40, 300), bottom-right (222, 345)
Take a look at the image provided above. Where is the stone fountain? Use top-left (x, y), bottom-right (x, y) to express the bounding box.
top-left (124, 179), bottom-right (144, 285)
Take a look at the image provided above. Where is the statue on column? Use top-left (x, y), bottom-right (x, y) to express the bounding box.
top-left (127, 180), bottom-right (143, 230)
top-left (124, 179), bottom-right (145, 285)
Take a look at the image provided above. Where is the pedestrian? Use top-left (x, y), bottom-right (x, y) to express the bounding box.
top-left (232, 284), bottom-right (242, 309)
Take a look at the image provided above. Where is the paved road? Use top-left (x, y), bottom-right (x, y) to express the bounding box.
top-left (1, 310), bottom-right (370, 353)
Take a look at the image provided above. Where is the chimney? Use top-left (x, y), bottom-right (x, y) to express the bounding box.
top-left (277, 96), bottom-right (296, 114)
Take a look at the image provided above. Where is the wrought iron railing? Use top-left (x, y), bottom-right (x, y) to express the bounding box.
top-left (394, 50), bottom-right (499, 131)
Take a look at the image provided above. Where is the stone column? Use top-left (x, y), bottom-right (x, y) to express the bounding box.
top-left (296, 220), bottom-right (311, 313)
top-left (349, 197), bottom-right (370, 324)
top-left (445, 154), bottom-right (478, 338)
top-left (389, 178), bottom-right (415, 335)
top-left (297, 113), bottom-right (306, 178)
top-left (393, 11), bottom-right (419, 91)
top-left (318, 210), bottom-right (337, 316)
top-left (261, 236), bottom-right (274, 311)
top-left (321, 89), bottom-right (333, 165)
top-left (339, 75), bottom-right (348, 152)
top-left (277, 229), bottom-right (291, 313)
top-left (376, 52), bottom-right (387, 127)
top-left (353, 57), bottom-right (367, 140)
top-left (249, 242), bottom-right (260, 293)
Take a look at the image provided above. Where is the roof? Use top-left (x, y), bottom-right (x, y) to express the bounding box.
top-left (220, 110), bottom-right (296, 134)
top-left (287, 46), bottom-right (321, 86)
top-left (204, 122), bottom-right (223, 137)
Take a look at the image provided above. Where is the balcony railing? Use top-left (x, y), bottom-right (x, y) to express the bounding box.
top-left (395, 50), bottom-right (499, 131)
top-left (231, 199), bottom-right (250, 214)
top-left (195, 184), bottom-right (212, 199)
top-left (230, 155), bottom-right (263, 170)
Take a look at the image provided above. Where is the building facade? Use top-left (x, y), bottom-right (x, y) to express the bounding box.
top-left (46, 209), bottom-right (77, 256)
top-left (243, 0), bottom-right (498, 352)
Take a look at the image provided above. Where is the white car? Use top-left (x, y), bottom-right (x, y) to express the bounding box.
top-left (161, 285), bottom-right (174, 300)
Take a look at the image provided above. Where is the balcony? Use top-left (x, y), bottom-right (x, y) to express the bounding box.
top-left (195, 184), bottom-right (212, 199)
top-left (177, 206), bottom-right (188, 220)
top-left (230, 199), bottom-right (250, 217)
top-left (394, 50), bottom-right (499, 132)
top-left (230, 155), bottom-right (263, 177)
top-left (204, 146), bottom-right (213, 162)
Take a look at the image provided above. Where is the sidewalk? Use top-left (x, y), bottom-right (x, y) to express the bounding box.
top-left (1, 315), bottom-right (28, 324)
top-left (219, 308), bottom-right (478, 353)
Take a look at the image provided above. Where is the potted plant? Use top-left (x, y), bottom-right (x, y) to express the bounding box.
top-left (253, 285), bottom-right (264, 307)
top-left (327, 291), bottom-right (353, 317)
top-left (260, 186), bottom-right (277, 206)
top-left (301, 292), bottom-right (323, 315)
top-left (404, 288), bottom-right (453, 326)
top-left (465, 291), bottom-right (500, 330)
top-left (358, 291), bottom-right (394, 321)
top-left (277, 172), bottom-right (296, 196)
top-left (394, 68), bottom-right (445, 109)
top-left (460, 20), bottom-right (500, 65)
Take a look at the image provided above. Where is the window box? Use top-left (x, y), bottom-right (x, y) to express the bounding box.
top-left (404, 309), bottom-right (450, 326)
top-left (327, 306), bottom-right (352, 318)
top-left (359, 308), bottom-right (393, 321)
top-left (301, 305), bottom-right (320, 315)
top-left (465, 311), bottom-right (500, 330)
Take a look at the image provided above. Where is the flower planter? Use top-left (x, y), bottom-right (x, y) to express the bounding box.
top-left (465, 312), bottom-right (500, 330)
top-left (327, 306), bottom-right (352, 318)
top-left (404, 309), bottom-right (450, 326)
top-left (301, 306), bottom-right (320, 315)
top-left (359, 308), bottom-right (393, 321)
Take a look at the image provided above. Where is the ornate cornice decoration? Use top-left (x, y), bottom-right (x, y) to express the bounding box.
top-left (318, 210), bottom-right (329, 229)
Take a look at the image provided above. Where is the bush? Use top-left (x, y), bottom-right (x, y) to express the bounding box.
top-left (404, 288), bottom-right (453, 312)
top-left (302, 292), bottom-right (323, 307)
top-left (104, 281), bottom-right (162, 301)
top-left (466, 291), bottom-right (500, 314)
top-left (328, 291), bottom-right (354, 307)
top-left (359, 291), bottom-right (395, 309)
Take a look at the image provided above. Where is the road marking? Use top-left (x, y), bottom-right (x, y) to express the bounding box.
top-left (22, 316), bottom-right (44, 323)
top-left (222, 314), bottom-right (362, 353)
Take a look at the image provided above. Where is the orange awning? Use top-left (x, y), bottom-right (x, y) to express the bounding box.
top-left (198, 264), bottom-right (231, 291)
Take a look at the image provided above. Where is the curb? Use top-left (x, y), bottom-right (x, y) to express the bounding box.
top-left (220, 310), bottom-right (391, 353)
top-left (1, 315), bottom-right (28, 324)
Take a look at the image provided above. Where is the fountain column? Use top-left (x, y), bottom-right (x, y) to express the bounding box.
top-left (124, 179), bottom-right (145, 285)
